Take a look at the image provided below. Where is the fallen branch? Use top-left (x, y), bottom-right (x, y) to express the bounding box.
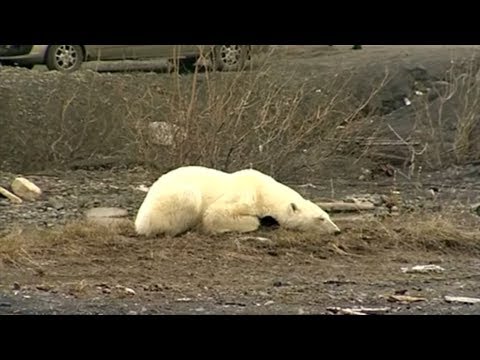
top-left (316, 201), bottom-right (376, 213)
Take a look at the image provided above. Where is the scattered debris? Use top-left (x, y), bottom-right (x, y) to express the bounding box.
top-left (238, 236), bottom-right (272, 244)
top-left (387, 295), bottom-right (427, 303)
top-left (11, 177), bottom-right (42, 201)
top-left (0, 186), bottom-right (23, 204)
top-left (444, 296), bottom-right (480, 305)
top-left (327, 307), bottom-right (390, 315)
top-left (176, 297), bottom-right (192, 302)
top-left (114, 285), bottom-right (136, 296)
top-left (404, 97), bottom-right (412, 106)
top-left (264, 300), bottom-right (274, 306)
top-left (135, 185), bottom-right (150, 193)
top-left (401, 265), bottom-right (446, 274)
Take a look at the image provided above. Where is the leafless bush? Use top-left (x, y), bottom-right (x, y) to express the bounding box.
top-left (128, 58), bottom-right (389, 181)
top-left (0, 52), bottom-right (388, 180)
top-left (410, 53), bottom-right (480, 169)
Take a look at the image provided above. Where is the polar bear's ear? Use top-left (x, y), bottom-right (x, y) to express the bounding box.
top-left (290, 203), bottom-right (299, 213)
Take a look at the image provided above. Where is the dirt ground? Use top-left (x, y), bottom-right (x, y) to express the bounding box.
top-left (1, 45), bottom-right (480, 315)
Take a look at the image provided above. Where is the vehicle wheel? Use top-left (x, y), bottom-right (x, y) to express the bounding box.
top-left (45, 45), bottom-right (84, 72)
top-left (212, 45), bottom-right (249, 71)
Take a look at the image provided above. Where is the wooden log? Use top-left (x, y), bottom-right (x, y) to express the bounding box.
top-left (316, 201), bottom-right (376, 213)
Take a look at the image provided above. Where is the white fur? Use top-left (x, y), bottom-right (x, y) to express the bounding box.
top-left (134, 166), bottom-right (340, 237)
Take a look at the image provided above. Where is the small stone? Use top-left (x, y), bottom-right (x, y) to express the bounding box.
top-left (48, 198), bottom-right (64, 210)
top-left (124, 287), bottom-right (136, 296)
top-left (36, 284), bottom-right (53, 292)
top-left (471, 203), bottom-right (480, 216)
top-left (85, 207), bottom-right (128, 219)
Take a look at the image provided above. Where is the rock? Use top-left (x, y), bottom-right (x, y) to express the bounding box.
top-left (0, 186), bottom-right (23, 204)
top-left (85, 207), bottom-right (128, 219)
top-left (47, 198), bottom-right (64, 210)
top-left (148, 121), bottom-right (186, 146)
top-left (124, 287), bottom-right (136, 296)
top-left (85, 207), bottom-right (130, 227)
top-left (11, 177), bottom-right (42, 201)
top-left (471, 203), bottom-right (480, 216)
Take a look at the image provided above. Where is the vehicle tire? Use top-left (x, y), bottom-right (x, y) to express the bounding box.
top-left (45, 45), bottom-right (84, 72)
top-left (212, 45), bottom-right (249, 71)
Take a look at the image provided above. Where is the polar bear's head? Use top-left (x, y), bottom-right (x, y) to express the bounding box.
top-left (282, 199), bottom-right (341, 234)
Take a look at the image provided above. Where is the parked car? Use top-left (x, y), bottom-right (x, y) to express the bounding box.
top-left (0, 45), bottom-right (266, 73)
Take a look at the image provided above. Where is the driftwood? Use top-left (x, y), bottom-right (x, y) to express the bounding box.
top-left (0, 186), bottom-right (23, 204)
top-left (327, 307), bottom-right (390, 315)
top-left (316, 201), bottom-right (375, 213)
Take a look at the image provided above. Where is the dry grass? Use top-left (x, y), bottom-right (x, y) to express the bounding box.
top-left (1, 212), bottom-right (479, 269)
top-left (1, 211), bottom-right (479, 302)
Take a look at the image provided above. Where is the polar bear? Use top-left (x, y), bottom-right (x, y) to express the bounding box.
top-left (134, 166), bottom-right (340, 237)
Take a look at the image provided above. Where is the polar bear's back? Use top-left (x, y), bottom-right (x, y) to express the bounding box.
top-left (155, 166), bottom-right (228, 186)
top-left (152, 166), bottom-right (231, 207)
